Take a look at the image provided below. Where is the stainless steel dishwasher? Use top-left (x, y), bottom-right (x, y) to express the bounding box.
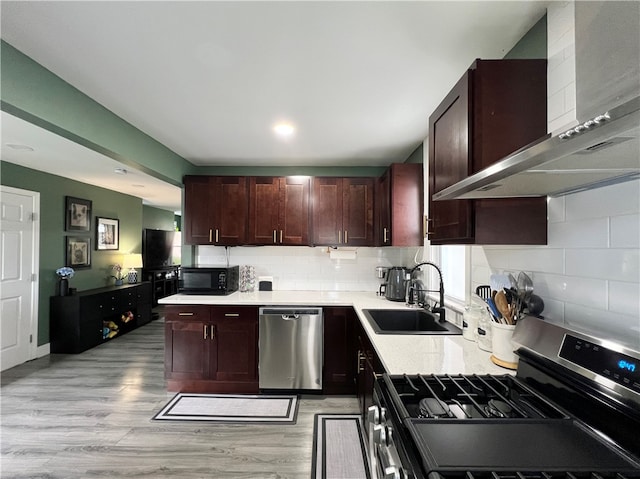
top-left (258, 307), bottom-right (323, 390)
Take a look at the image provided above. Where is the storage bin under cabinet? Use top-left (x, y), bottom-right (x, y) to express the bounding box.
top-left (50, 282), bottom-right (152, 354)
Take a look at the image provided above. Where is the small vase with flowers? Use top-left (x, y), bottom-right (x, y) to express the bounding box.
top-left (55, 267), bottom-right (75, 296)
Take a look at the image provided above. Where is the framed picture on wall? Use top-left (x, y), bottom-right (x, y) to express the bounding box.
top-left (65, 196), bottom-right (92, 232)
top-left (96, 217), bottom-right (119, 250)
top-left (66, 236), bottom-right (91, 269)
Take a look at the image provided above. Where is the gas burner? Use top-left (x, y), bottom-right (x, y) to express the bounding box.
top-left (484, 399), bottom-right (514, 418)
top-left (418, 398), bottom-right (453, 418)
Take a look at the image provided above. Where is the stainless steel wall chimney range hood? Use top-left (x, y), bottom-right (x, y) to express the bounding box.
top-left (434, 2), bottom-right (639, 201)
top-left (433, 95), bottom-right (640, 200)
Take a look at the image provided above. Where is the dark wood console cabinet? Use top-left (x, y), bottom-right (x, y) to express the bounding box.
top-left (142, 266), bottom-right (179, 306)
top-left (164, 305), bottom-right (259, 393)
top-left (50, 282), bottom-right (152, 354)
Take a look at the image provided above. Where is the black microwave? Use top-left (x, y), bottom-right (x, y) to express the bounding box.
top-left (178, 266), bottom-right (239, 295)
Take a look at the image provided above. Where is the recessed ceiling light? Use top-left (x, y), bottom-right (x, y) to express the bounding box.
top-left (273, 122), bottom-right (295, 138)
top-left (6, 143), bottom-right (34, 151)
top-left (114, 168), bottom-right (128, 175)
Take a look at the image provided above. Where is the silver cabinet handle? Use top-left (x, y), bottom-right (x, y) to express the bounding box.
top-left (224, 313), bottom-right (239, 317)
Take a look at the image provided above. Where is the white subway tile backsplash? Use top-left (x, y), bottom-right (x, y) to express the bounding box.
top-left (547, 196), bottom-right (565, 223)
top-left (566, 249), bottom-right (640, 282)
top-left (535, 273), bottom-right (607, 310)
top-left (537, 297), bottom-right (565, 324)
top-left (611, 214), bottom-right (640, 248)
top-left (549, 109), bottom-right (578, 135)
top-left (563, 303), bottom-right (640, 350)
top-left (547, 89), bottom-right (567, 123)
top-left (565, 179), bottom-right (640, 220)
top-left (547, 54), bottom-right (576, 97)
top-left (548, 217), bottom-right (609, 248)
top-left (609, 280), bottom-right (640, 318)
top-left (506, 248), bottom-right (565, 275)
top-left (196, 245), bottom-right (407, 293)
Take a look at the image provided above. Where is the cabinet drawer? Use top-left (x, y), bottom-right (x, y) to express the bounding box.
top-left (210, 306), bottom-right (258, 321)
top-left (165, 305), bottom-right (211, 322)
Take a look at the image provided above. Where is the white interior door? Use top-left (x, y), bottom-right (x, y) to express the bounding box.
top-left (1, 186), bottom-right (39, 371)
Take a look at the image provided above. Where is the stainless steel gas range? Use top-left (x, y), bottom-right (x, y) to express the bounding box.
top-left (367, 317), bottom-right (640, 478)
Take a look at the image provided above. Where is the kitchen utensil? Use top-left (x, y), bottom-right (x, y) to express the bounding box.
top-left (517, 272), bottom-right (534, 301)
top-left (475, 285), bottom-right (491, 300)
top-left (494, 290), bottom-right (512, 324)
top-left (526, 293), bottom-right (545, 316)
top-left (489, 274), bottom-right (512, 293)
top-left (485, 297), bottom-right (501, 322)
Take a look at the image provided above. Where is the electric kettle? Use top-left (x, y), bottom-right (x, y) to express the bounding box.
top-left (378, 266), bottom-right (407, 302)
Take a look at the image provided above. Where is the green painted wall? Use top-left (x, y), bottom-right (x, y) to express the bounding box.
top-left (0, 41), bottom-right (195, 186)
top-left (504, 14), bottom-right (547, 59)
top-left (142, 205), bottom-right (176, 231)
top-left (1, 161), bottom-right (144, 346)
top-left (195, 165), bottom-right (387, 177)
top-left (405, 144), bottom-right (423, 164)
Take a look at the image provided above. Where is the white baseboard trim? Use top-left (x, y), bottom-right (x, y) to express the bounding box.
top-left (35, 343), bottom-right (50, 359)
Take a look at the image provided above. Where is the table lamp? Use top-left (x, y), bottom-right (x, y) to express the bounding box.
top-left (122, 253), bottom-right (143, 284)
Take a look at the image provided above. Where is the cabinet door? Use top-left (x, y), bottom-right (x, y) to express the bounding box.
top-left (342, 178), bottom-right (375, 246)
top-left (212, 176), bottom-right (248, 245)
top-left (428, 71), bottom-right (474, 243)
top-left (323, 307), bottom-right (356, 395)
top-left (356, 322), bottom-right (380, 421)
top-left (183, 176), bottom-right (215, 245)
top-left (377, 171), bottom-right (391, 246)
top-left (164, 306), bottom-right (212, 380)
top-left (387, 163), bottom-right (424, 246)
top-left (312, 177), bottom-right (343, 245)
top-left (210, 306), bottom-right (258, 383)
top-left (248, 177), bottom-right (280, 244)
top-left (279, 176), bottom-right (310, 245)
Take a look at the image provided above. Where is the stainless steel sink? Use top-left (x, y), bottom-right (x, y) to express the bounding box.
top-left (362, 309), bottom-right (462, 335)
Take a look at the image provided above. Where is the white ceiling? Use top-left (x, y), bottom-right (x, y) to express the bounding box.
top-left (0, 1), bottom-right (548, 211)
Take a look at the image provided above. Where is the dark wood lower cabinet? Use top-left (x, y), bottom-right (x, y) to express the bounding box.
top-left (356, 318), bottom-right (383, 421)
top-left (164, 303), bottom-right (379, 405)
top-left (164, 305), bottom-right (259, 393)
top-left (323, 307), bottom-right (357, 395)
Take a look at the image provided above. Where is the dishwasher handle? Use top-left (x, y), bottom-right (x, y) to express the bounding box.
top-left (259, 307), bottom-right (322, 316)
top-left (282, 314), bottom-right (300, 320)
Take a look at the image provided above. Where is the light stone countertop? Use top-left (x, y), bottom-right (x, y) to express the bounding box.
top-left (159, 290), bottom-right (511, 376)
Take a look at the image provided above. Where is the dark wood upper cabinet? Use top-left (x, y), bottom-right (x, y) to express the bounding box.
top-left (377, 163), bottom-right (424, 246)
top-left (428, 59), bottom-right (548, 245)
top-left (312, 177), bottom-right (375, 246)
top-left (183, 176), bottom-right (248, 245)
top-left (248, 176), bottom-right (310, 245)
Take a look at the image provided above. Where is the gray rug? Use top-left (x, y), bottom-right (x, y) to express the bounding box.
top-left (311, 413), bottom-right (370, 479)
top-left (153, 393), bottom-right (298, 423)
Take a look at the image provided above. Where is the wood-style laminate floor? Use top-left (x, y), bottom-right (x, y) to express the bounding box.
top-left (0, 317), bottom-right (360, 478)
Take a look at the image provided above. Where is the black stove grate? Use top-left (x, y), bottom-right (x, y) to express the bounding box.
top-left (427, 471), bottom-right (640, 479)
top-left (391, 373), bottom-right (569, 420)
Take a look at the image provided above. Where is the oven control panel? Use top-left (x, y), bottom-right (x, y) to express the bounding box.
top-left (560, 334), bottom-right (640, 394)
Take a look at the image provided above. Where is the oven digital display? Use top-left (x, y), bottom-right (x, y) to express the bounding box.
top-left (559, 334), bottom-right (640, 394)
